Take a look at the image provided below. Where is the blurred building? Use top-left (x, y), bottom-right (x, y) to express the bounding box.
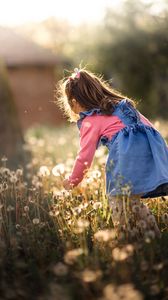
top-left (0, 26), bottom-right (65, 130)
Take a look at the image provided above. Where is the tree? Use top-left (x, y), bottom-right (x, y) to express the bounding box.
top-left (95, 0), bottom-right (168, 118)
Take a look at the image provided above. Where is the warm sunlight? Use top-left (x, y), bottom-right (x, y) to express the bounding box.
top-left (0, 0), bottom-right (165, 27)
top-left (0, 0), bottom-right (122, 26)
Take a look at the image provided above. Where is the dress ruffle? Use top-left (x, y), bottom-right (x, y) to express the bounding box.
top-left (77, 108), bottom-right (102, 129)
top-left (119, 99), bottom-right (141, 123)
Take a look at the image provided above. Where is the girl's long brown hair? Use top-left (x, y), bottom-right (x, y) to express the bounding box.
top-left (55, 67), bottom-right (137, 122)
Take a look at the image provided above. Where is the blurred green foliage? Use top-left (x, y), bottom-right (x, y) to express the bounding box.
top-left (95, 0), bottom-right (168, 118)
top-left (54, 0), bottom-right (168, 118)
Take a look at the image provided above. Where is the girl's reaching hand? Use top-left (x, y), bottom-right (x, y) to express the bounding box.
top-left (63, 179), bottom-right (73, 190)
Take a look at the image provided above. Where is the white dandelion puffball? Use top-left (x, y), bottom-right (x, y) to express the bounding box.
top-left (52, 164), bottom-right (65, 176)
top-left (39, 166), bottom-right (50, 176)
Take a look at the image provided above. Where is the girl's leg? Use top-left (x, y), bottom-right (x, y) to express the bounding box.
top-left (108, 195), bottom-right (130, 238)
top-left (131, 197), bottom-right (161, 238)
top-left (108, 194), bottom-right (161, 239)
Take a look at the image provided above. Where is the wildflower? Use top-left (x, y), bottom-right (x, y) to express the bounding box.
top-left (153, 263), bottom-right (163, 271)
top-left (7, 205), bottom-right (15, 212)
top-left (53, 189), bottom-right (70, 197)
top-left (24, 206), bottom-right (29, 212)
top-left (16, 169), bottom-right (23, 177)
top-left (0, 167), bottom-right (10, 175)
top-left (93, 201), bottom-right (102, 210)
top-left (1, 156), bottom-right (8, 163)
top-left (52, 164), bottom-right (65, 176)
top-left (121, 185), bottom-right (132, 196)
top-left (112, 247), bottom-right (129, 261)
top-left (81, 269), bottom-right (102, 282)
top-left (74, 219), bottom-right (89, 234)
top-left (77, 219), bottom-right (90, 229)
top-left (39, 166), bottom-right (50, 176)
top-left (80, 203), bottom-right (88, 210)
top-left (95, 147), bottom-right (105, 158)
top-left (124, 244), bottom-right (134, 255)
top-left (54, 210), bottom-right (60, 217)
top-left (91, 170), bottom-right (101, 179)
top-left (73, 206), bottom-right (82, 214)
top-left (26, 163), bottom-right (33, 170)
top-left (10, 175), bottom-right (18, 184)
top-left (104, 283), bottom-right (143, 300)
top-left (35, 181), bottom-right (43, 188)
top-left (32, 218), bottom-right (40, 225)
top-left (53, 262), bottom-right (68, 276)
top-left (2, 182), bottom-right (8, 190)
top-left (85, 177), bottom-right (94, 184)
top-left (94, 229), bottom-right (116, 242)
top-left (16, 224), bottom-right (20, 230)
top-left (64, 248), bottom-right (84, 265)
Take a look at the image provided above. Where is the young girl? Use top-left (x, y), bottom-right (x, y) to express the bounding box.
top-left (56, 67), bottom-right (168, 239)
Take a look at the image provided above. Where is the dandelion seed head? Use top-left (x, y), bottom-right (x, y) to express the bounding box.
top-left (94, 229), bottom-right (115, 242)
top-left (64, 248), bottom-right (84, 265)
top-left (39, 165), bottom-right (50, 176)
top-left (16, 224), bottom-right (20, 230)
top-left (52, 164), bottom-right (65, 176)
top-left (7, 205), bottom-right (15, 212)
top-left (93, 201), bottom-right (102, 210)
top-left (32, 218), bottom-right (40, 225)
top-left (24, 206), bottom-right (29, 212)
top-left (53, 262), bottom-right (68, 276)
top-left (16, 169), bottom-right (23, 177)
top-left (91, 170), bottom-right (101, 179)
top-left (1, 156), bottom-right (8, 162)
top-left (112, 247), bottom-right (129, 261)
top-left (104, 283), bottom-right (143, 300)
top-left (81, 269), bottom-right (102, 282)
top-left (77, 218), bottom-right (90, 229)
top-left (10, 175), bottom-right (18, 184)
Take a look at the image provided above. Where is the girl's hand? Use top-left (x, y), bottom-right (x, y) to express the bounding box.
top-left (63, 179), bottom-right (73, 190)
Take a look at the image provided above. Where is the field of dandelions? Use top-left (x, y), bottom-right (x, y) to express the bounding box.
top-left (0, 119), bottom-right (168, 300)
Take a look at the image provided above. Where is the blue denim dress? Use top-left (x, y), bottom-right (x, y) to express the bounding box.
top-left (77, 99), bottom-right (168, 198)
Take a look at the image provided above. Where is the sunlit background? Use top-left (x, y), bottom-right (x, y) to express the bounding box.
top-left (0, 0), bottom-right (166, 26)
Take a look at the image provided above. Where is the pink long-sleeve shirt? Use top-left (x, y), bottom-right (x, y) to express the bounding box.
top-left (67, 112), bottom-right (155, 187)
